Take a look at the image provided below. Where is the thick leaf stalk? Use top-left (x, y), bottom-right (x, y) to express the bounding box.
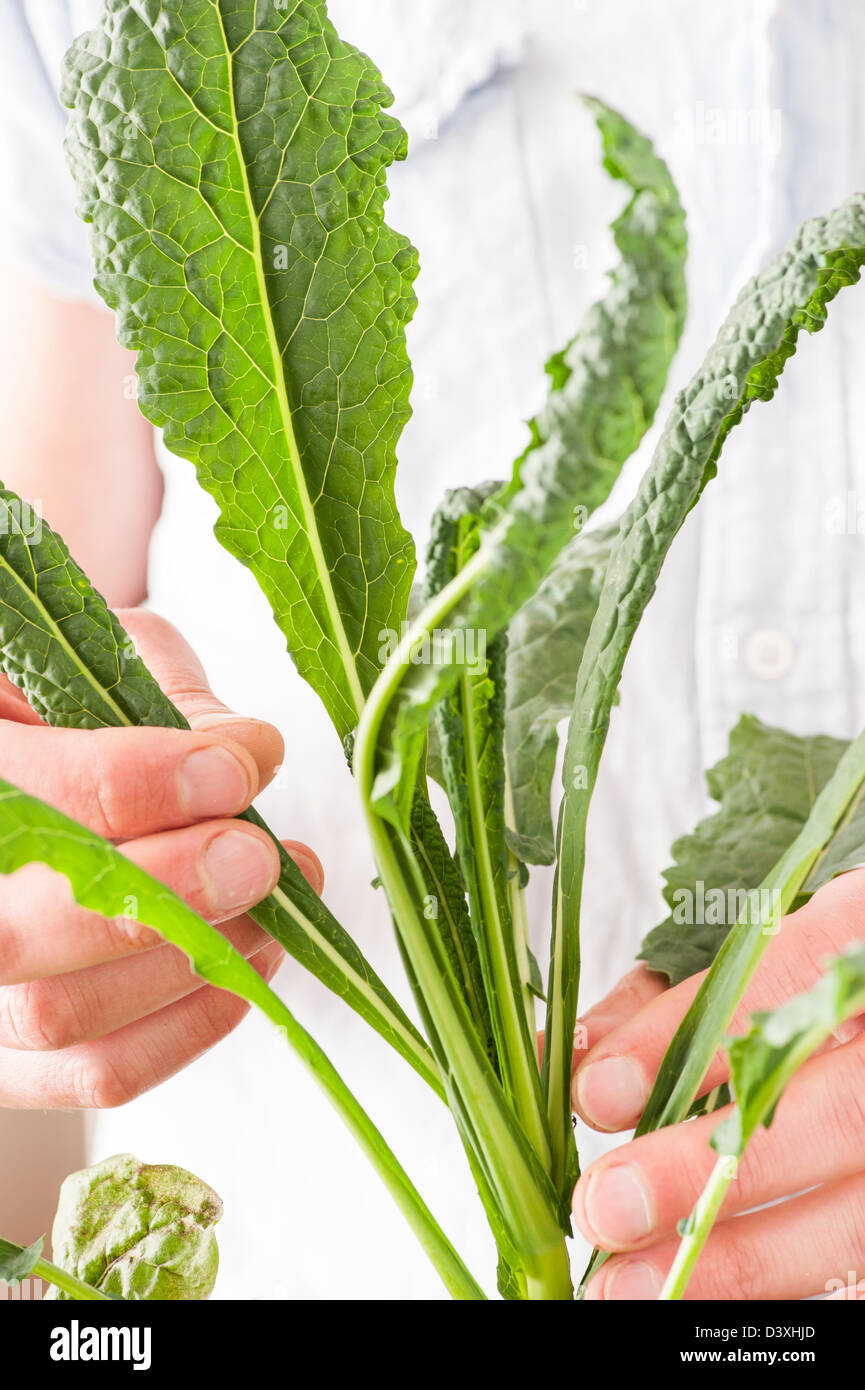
top-left (550, 192), bottom-right (865, 1203)
top-left (426, 488), bottom-right (552, 1166)
top-left (0, 782), bottom-right (483, 1301)
top-left (354, 608), bottom-right (570, 1288)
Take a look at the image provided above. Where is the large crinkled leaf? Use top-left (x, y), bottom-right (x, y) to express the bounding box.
top-left (640, 715), bottom-right (865, 985)
top-left (551, 191), bottom-right (865, 1202)
top-left (0, 780), bottom-right (482, 1300)
top-left (505, 524), bottom-right (617, 865)
top-left (359, 96), bottom-right (687, 830)
top-left (499, 97), bottom-right (687, 508)
top-left (49, 1155), bottom-right (222, 1302)
top-left (0, 486), bottom-right (439, 1096)
top-left (62, 0), bottom-right (418, 741)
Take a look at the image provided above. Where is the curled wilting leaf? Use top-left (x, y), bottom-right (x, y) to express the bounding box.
top-left (49, 1154), bottom-right (222, 1301)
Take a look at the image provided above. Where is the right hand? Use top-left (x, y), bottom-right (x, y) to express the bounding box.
top-left (0, 610), bottom-right (322, 1110)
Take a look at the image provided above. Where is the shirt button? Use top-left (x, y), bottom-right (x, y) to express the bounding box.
top-left (742, 628), bottom-right (795, 680)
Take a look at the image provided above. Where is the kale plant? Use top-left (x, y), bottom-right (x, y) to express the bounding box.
top-left (1, 0), bottom-right (865, 1301)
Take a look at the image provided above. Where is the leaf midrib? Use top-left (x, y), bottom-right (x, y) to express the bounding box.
top-left (270, 881), bottom-right (440, 1088)
top-left (213, 7), bottom-right (365, 722)
top-left (0, 546), bottom-right (130, 729)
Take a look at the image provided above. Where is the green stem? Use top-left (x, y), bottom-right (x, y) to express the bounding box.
top-left (581, 724), bottom-right (865, 1299)
top-left (659, 1155), bottom-right (734, 1301)
top-left (33, 1257), bottom-right (112, 1302)
top-left (504, 775), bottom-right (539, 1044)
top-left (524, 1237), bottom-right (574, 1301)
top-left (354, 576), bottom-right (567, 1271)
top-left (237, 921), bottom-right (486, 1301)
top-left (666, 966), bottom-right (865, 1300)
top-left (544, 864), bottom-right (580, 1196)
top-left (264, 875), bottom-right (443, 1098)
top-left (365, 812), bottom-right (562, 1261)
top-left (460, 669), bottom-right (551, 1168)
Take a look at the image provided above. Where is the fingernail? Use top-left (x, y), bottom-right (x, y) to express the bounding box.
top-left (201, 830), bottom-right (278, 915)
top-left (582, 1165), bottom-right (653, 1246)
top-left (603, 1260), bottom-right (662, 1301)
top-left (179, 746), bottom-right (253, 818)
top-left (574, 1055), bottom-right (648, 1131)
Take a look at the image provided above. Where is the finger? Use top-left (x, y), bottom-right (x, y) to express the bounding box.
top-left (538, 966), bottom-right (667, 1070)
top-left (0, 912), bottom-right (277, 1050)
top-left (572, 868), bottom-right (865, 1132)
top-left (583, 1167), bottom-right (865, 1301)
top-left (0, 939), bottom-right (284, 1109)
top-left (118, 609), bottom-right (284, 790)
top-left (825, 1279), bottom-right (865, 1300)
top-left (573, 1031), bottom-right (865, 1252)
top-left (0, 675), bottom-right (43, 725)
top-left (0, 820), bottom-right (281, 982)
top-left (0, 720), bottom-right (263, 839)
top-left (575, 965), bottom-right (668, 1058)
top-left (282, 838), bottom-right (325, 896)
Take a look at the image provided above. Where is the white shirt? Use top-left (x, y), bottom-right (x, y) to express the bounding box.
top-left (1, 0), bottom-right (864, 1298)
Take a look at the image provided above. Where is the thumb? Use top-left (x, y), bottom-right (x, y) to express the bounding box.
top-left (117, 608), bottom-right (285, 789)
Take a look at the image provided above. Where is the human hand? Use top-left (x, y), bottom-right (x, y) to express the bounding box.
top-left (571, 869), bottom-right (865, 1299)
top-left (0, 610), bottom-right (322, 1110)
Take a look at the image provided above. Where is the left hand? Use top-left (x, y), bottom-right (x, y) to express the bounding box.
top-left (570, 868), bottom-right (865, 1300)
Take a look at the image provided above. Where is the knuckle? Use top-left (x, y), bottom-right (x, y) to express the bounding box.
top-left (709, 1225), bottom-right (764, 1301)
top-left (110, 912), bottom-right (158, 954)
top-left (76, 1056), bottom-right (136, 1110)
top-left (0, 982), bottom-right (68, 1051)
top-left (79, 743), bottom-right (175, 839)
top-left (822, 1044), bottom-right (865, 1149)
top-left (613, 976), bottom-right (648, 1015)
top-left (675, 1143), bottom-right (720, 1217)
top-left (735, 1128), bottom-right (773, 1205)
top-left (80, 760), bottom-right (130, 839)
top-left (838, 1181), bottom-right (865, 1263)
top-left (181, 991), bottom-right (248, 1057)
top-left (755, 938), bottom-right (804, 1012)
top-left (799, 917), bottom-right (855, 981)
top-left (0, 921), bottom-right (20, 985)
